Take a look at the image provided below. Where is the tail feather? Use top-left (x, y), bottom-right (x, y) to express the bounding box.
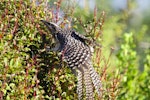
top-left (83, 61), bottom-right (102, 97)
top-left (83, 68), bottom-right (94, 100)
top-left (89, 64), bottom-right (102, 96)
top-left (77, 70), bottom-right (83, 100)
top-left (77, 62), bottom-right (102, 99)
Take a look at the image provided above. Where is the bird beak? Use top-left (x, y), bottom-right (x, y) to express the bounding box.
top-left (41, 20), bottom-right (60, 34)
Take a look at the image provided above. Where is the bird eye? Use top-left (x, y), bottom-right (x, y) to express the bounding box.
top-left (55, 32), bottom-right (61, 40)
top-left (55, 33), bottom-right (58, 40)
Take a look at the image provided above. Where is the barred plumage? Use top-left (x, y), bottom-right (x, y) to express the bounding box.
top-left (41, 20), bottom-right (102, 99)
top-left (77, 70), bottom-right (83, 99)
top-left (83, 68), bottom-right (94, 100)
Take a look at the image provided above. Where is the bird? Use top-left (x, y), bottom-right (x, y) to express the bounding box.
top-left (41, 20), bottom-right (102, 100)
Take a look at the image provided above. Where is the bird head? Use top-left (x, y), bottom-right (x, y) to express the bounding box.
top-left (41, 20), bottom-right (62, 39)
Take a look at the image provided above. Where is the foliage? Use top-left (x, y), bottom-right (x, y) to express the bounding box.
top-left (116, 33), bottom-right (150, 100)
top-left (0, 0), bottom-right (46, 99)
top-left (0, 0), bottom-right (149, 100)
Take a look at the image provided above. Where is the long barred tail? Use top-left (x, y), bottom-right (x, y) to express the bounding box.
top-left (77, 70), bottom-right (83, 100)
top-left (83, 68), bottom-right (94, 100)
top-left (88, 63), bottom-right (102, 96)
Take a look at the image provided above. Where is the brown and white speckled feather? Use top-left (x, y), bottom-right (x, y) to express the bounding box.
top-left (41, 20), bottom-right (102, 100)
top-left (83, 68), bottom-right (94, 100)
top-left (76, 70), bottom-right (83, 100)
top-left (84, 62), bottom-right (102, 96)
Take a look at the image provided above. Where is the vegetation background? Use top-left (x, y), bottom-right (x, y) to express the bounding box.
top-left (0, 0), bottom-right (149, 100)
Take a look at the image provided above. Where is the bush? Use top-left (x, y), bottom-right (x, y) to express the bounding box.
top-left (0, 0), bottom-right (149, 100)
top-left (116, 33), bottom-right (150, 100)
